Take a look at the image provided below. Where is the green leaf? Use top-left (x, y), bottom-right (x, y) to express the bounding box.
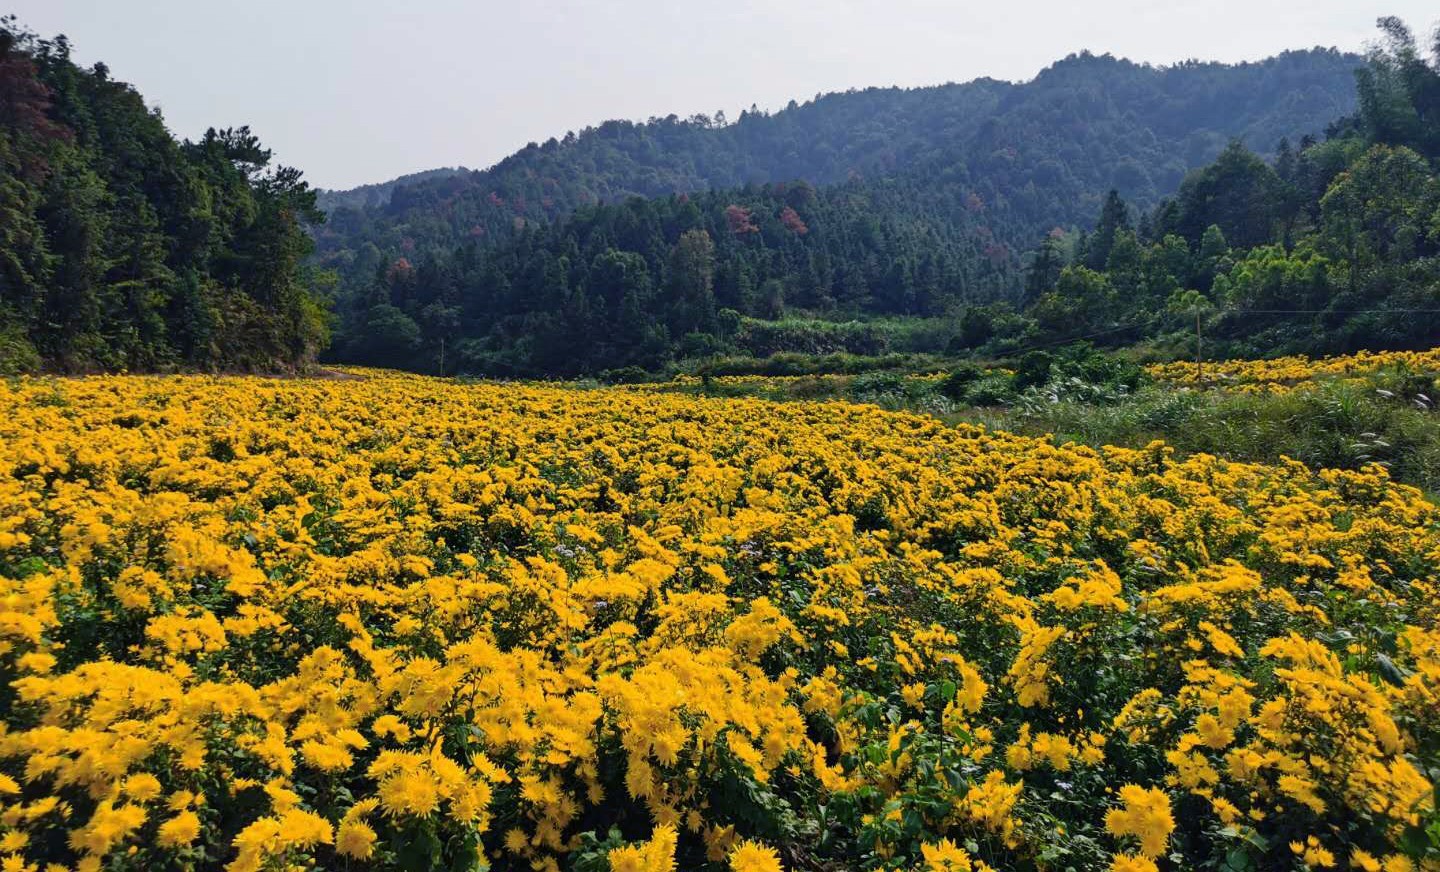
top-left (396, 825), bottom-right (443, 872)
top-left (1224, 846), bottom-right (1256, 871)
top-left (1374, 652), bottom-right (1411, 686)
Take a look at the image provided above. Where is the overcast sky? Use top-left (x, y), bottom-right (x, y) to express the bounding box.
top-left (11, 1), bottom-right (1437, 190)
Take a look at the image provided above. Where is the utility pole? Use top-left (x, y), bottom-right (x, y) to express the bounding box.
top-left (1195, 309), bottom-right (1203, 384)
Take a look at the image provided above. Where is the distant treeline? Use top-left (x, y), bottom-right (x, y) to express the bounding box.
top-left (6, 15), bottom-right (1435, 378)
top-left (325, 20), bottom-right (1440, 377)
top-left (316, 47), bottom-right (1362, 376)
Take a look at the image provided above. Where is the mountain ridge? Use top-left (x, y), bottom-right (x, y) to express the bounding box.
top-left (311, 46), bottom-right (1361, 296)
top-left (317, 42), bottom-right (1434, 379)
top-left (318, 46), bottom-right (1359, 205)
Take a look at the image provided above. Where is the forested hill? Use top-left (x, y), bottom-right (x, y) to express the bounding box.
top-left (326, 17), bottom-right (1440, 380)
top-left (0, 20), bottom-right (328, 373)
top-left (312, 48), bottom-right (1360, 288)
top-left (315, 166), bottom-right (469, 214)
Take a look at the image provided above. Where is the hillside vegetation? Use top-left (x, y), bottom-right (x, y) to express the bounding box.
top-left (0, 20), bottom-right (327, 373)
top-left (314, 49), bottom-right (1357, 269)
top-left (315, 167), bottom-right (469, 214)
top-left (321, 24), bottom-right (1439, 379)
top-left (315, 50), bottom-right (1362, 375)
top-left (1018, 20), bottom-right (1440, 359)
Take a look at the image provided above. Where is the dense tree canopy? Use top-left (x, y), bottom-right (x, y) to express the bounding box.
top-left (9, 15), bottom-right (1435, 378)
top-left (1018, 22), bottom-right (1440, 359)
top-left (0, 19), bottom-right (329, 373)
top-left (331, 179), bottom-right (1017, 376)
top-left (321, 49), bottom-right (1362, 375)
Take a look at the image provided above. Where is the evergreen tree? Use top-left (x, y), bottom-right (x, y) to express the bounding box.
top-left (0, 21), bottom-right (329, 372)
top-left (1084, 190), bottom-right (1131, 269)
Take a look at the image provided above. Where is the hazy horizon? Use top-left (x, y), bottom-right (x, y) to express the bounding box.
top-left (11, 1), bottom-right (1438, 190)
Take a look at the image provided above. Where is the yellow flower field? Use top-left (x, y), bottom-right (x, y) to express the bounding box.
top-left (1146, 348), bottom-right (1440, 392)
top-left (636, 373), bottom-right (951, 390)
top-left (0, 372), bottom-right (1437, 871)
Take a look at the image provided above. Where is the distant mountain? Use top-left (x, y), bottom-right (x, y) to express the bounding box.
top-left (312, 48), bottom-right (1360, 291)
top-left (315, 166), bottom-right (469, 214)
top-left (316, 46), bottom-right (1378, 378)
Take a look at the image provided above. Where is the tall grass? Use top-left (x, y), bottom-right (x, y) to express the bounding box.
top-left (949, 383), bottom-right (1440, 497)
top-left (669, 371), bottom-right (1440, 496)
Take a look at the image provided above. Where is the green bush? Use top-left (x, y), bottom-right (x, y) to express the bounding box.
top-left (598, 366), bottom-right (651, 384)
top-left (0, 325), bottom-right (41, 375)
top-left (939, 363), bottom-right (985, 400)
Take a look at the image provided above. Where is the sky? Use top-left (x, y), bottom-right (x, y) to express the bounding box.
top-left (11, 1), bottom-right (1438, 190)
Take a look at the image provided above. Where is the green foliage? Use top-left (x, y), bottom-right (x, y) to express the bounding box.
top-left (698, 351), bottom-right (940, 378)
top-left (329, 180), bottom-right (1008, 375)
top-left (0, 20), bottom-right (329, 372)
top-left (692, 349), bottom-right (1440, 494)
top-left (320, 50), bottom-right (1359, 376)
top-left (1355, 17), bottom-right (1440, 162)
top-left (1012, 18), bottom-right (1440, 362)
top-left (1157, 142), bottom-right (1286, 249)
top-left (957, 378), bottom-right (1440, 495)
top-left (1318, 143), bottom-right (1440, 276)
top-left (0, 322), bottom-right (39, 374)
top-left (938, 363), bottom-right (985, 400)
top-left (365, 13), bottom-right (1433, 383)
top-left (1213, 243), bottom-right (1332, 312)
